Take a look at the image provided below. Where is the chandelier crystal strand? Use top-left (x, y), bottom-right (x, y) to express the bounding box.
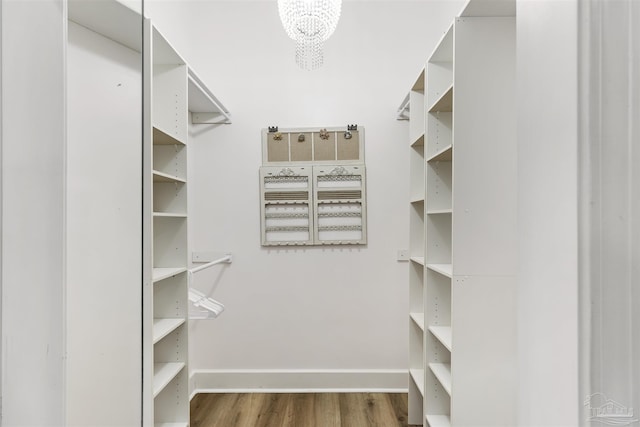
top-left (296, 38), bottom-right (324, 70)
top-left (277, 0), bottom-right (342, 70)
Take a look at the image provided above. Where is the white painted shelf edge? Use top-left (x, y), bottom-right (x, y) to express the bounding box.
top-left (410, 196), bottom-right (425, 204)
top-left (153, 362), bottom-right (185, 398)
top-left (426, 209), bottom-right (453, 215)
top-left (152, 267), bottom-right (188, 283)
top-left (410, 312), bottom-right (425, 331)
top-left (153, 318), bottom-right (185, 344)
top-left (428, 363), bottom-right (452, 396)
top-left (410, 256), bottom-right (425, 266)
top-left (426, 414), bottom-right (451, 427)
top-left (428, 326), bottom-right (452, 352)
top-left (426, 144), bottom-right (453, 163)
top-left (153, 170), bottom-right (186, 183)
top-left (409, 368), bottom-right (425, 396)
top-left (153, 212), bottom-right (188, 218)
top-left (426, 264), bottom-right (452, 278)
top-left (411, 133), bottom-right (425, 147)
top-left (153, 126), bottom-right (186, 146)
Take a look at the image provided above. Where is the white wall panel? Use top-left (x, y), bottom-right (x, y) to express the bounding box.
top-left (452, 17), bottom-right (517, 277)
top-left (516, 0), bottom-right (580, 425)
top-left (1, 0), bottom-right (66, 423)
top-left (66, 21), bottom-right (141, 425)
top-left (579, 0), bottom-right (640, 424)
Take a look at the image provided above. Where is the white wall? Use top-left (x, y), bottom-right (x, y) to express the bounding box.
top-left (1, 0), bottom-right (66, 424)
top-left (147, 0), bottom-right (464, 390)
top-left (517, 0), bottom-right (580, 424)
top-left (580, 0), bottom-right (640, 423)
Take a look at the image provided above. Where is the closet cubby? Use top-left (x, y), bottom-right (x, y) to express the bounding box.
top-left (400, 1), bottom-right (516, 425)
top-left (426, 161), bottom-right (452, 213)
top-left (153, 182), bottom-right (187, 215)
top-left (426, 27), bottom-right (453, 111)
top-left (425, 214), bottom-right (452, 266)
top-left (410, 145), bottom-right (425, 203)
top-left (426, 113), bottom-right (452, 161)
top-left (154, 369), bottom-right (189, 423)
top-left (409, 201), bottom-right (425, 260)
top-left (153, 143), bottom-right (187, 180)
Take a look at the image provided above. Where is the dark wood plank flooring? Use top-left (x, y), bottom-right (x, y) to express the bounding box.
top-left (191, 393), bottom-right (417, 427)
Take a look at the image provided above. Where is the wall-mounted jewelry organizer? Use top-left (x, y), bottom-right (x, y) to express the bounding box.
top-left (260, 126), bottom-right (367, 246)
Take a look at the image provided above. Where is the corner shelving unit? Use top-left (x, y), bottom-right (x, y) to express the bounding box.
top-left (400, 0), bottom-right (516, 425)
top-left (405, 69), bottom-right (426, 426)
top-left (424, 24), bottom-right (453, 427)
top-left (143, 19), bottom-right (231, 427)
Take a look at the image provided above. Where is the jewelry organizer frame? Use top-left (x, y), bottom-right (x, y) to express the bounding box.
top-left (260, 126), bottom-right (367, 246)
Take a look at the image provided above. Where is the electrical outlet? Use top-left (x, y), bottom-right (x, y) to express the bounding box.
top-left (397, 249), bottom-right (410, 261)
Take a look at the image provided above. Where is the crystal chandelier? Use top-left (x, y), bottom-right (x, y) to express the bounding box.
top-left (277, 0), bottom-right (342, 70)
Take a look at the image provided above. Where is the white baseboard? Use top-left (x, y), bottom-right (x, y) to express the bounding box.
top-left (189, 369), bottom-right (408, 400)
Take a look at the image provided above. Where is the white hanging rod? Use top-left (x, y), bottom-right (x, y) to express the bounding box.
top-left (189, 254), bottom-right (233, 274)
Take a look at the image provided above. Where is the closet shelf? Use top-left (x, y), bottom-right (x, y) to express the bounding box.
top-left (153, 318), bottom-right (185, 344)
top-left (152, 267), bottom-right (187, 283)
top-left (410, 312), bottom-right (425, 331)
top-left (188, 69), bottom-right (231, 124)
top-left (425, 414), bottom-right (451, 427)
top-left (429, 363), bottom-right (452, 396)
top-left (153, 212), bottom-right (187, 218)
top-left (428, 326), bottom-right (452, 352)
top-left (153, 126), bottom-right (186, 146)
top-left (410, 196), bottom-right (425, 204)
top-left (427, 144), bottom-right (453, 162)
top-left (410, 257), bottom-right (425, 266)
top-left (426, 264), bottom-right (452, 278)
top-left (409, 368), bottom-right (425, 396)
top-left (428, 84), bottom-right (453, 113)
top-left (153, 170), bottom-right (186, 183)
top-left (427, 208), bottom-right (452, 215)
top-left (411, 134), bottom-right (425, 147)
top-left (153, 362), bottom-right (185, 397)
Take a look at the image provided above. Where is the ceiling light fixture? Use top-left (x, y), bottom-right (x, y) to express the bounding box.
top-left (277, 0), bottom-right (342, 70)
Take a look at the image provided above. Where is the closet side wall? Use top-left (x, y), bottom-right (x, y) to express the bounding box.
top-left (66, 21), bottom-right (142, 425)
top-left (516, 0), bottom-right (580, 425)
top-left (1, 0), bottom-right (66, 424)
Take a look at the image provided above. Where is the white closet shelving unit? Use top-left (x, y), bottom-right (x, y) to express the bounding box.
top-left (400, 0), bottom-right (516, 425)
top-left (69, 1), bottom-right (230, 425)
top-left (406, 69), bottom-right (426, 425)
top-left (143, 20), bottom-right (231, 427)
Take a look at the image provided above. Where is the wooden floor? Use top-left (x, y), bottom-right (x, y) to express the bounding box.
top-left (190, 393), bottom-right (416, 427)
